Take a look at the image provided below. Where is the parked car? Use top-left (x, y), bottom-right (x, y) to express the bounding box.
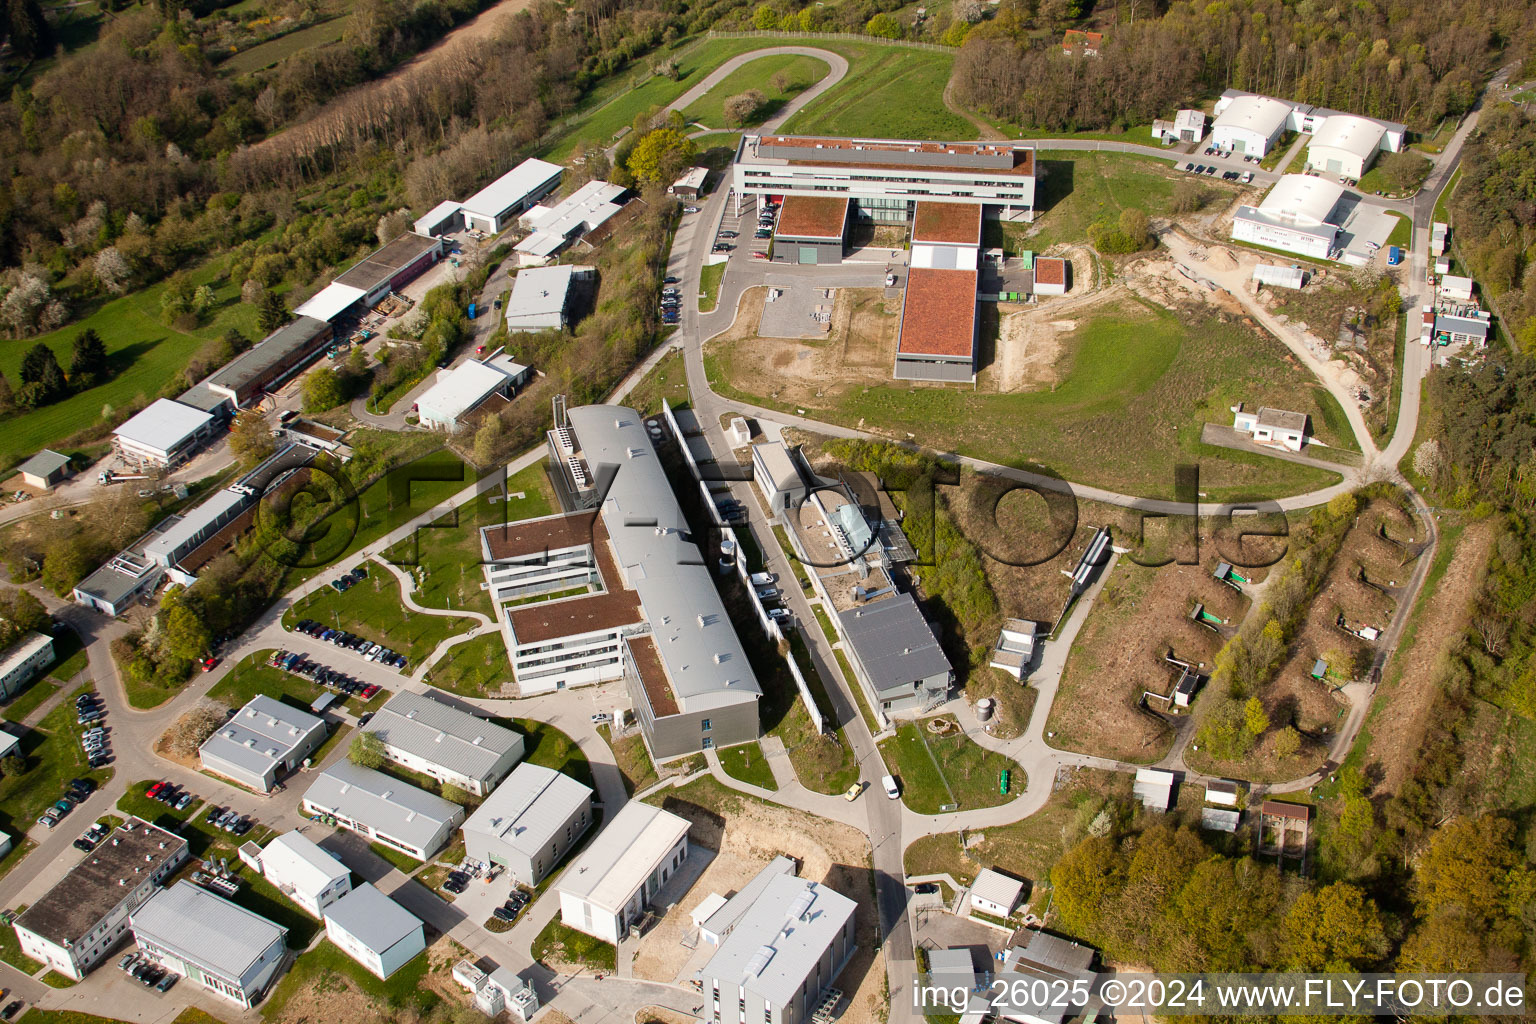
top-left (2, 1001), bottom-right (21, 1020)
top-left (233, 817), bottom-right (253, 836)
top-left (174, 791), bottom-right (194, 811)
top-left (492, 906), bottom-right (517, 923)
top-left (718, 230), bottom-right (738, 238)
top-left (767, 608), bottom-right (792, 623)
top-left (663, 276), bottom-right (678, 284)
top-left (146, 781), bottom-right (167, 800)
top-left (913, 882), bottom-right (939, 895)
top-left (155, 973), bottom-right (177, 993)
top-left (1241, 171), bottom-right (1253, 183)
top-left (37, 811), bottom-right (58, 828)
top-left (882, 774), bottom-right (900, 799)
top-left (205, 805), bottom-right (224, 825)
top-left (683, 205), bottom-right (700, 214)
top-left (118, 953), bottom-right (139, 972)
top-left (1204, 165), bottom-right (1216, 175)
top-left (69, 778), bottom-right (95, 798)
top-left (201, 656), bottom-right (219, 672)
top-left (755, 587), bottom-right (779, 602)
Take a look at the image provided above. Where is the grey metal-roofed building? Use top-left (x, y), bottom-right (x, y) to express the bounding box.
top-left (146, 488), bottom-right (250, 570)
top-left (72, 523), bottom-right (173, 615)
top-left (1435, 313), bottom-right (1490, 345)
top-left (505, 264), bottom-right (594, 332)
top-left (332, 232), bottom-right (443, 305)
top-left (13, 817), bottom-right (188, 980)
top-left (199, 695), bottom-right (328, 793)
top-left (837, 594), bottom-right (952, 717)
top-left (460, 158), bottom-right (564, 235)
top-left (16, 449), bottom-right (71, 489)
top-left (697, 856), bottom-right (795, 945)
top-left (176, 382), bottom-right (235, 421)
top-left (130, 880), bottom-right (288, 1008)
top-left (362, 690), bottom-right (525, 796)
top-left (970, 867), bottom-right (1024, 917)
top-left (562, 404), bottom-right (763, 759)
top-left (998, 931), bottom-right (1097, 1024)
top-left (301, 760), bottom-right (465, 861)
top-left (208, 316), bottom-right (335, 407)
top-left (698, 872), bottom-right (857, 1024)
top-left (322, 882), bottom-right (425, 980)
top-left (112, 398), bottom-right (219, 470)
top-left (751, 441), bottom-right (808, 513)
top-left (461, 762), bottom-right (592, 884)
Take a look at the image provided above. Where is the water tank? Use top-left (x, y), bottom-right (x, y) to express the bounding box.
top-left (976, 698), bottom-right (995, 722)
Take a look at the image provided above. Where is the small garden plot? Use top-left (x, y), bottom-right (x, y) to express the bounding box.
top-left (879, 716), bottom-right (1023, 813)
top-left (1048, 550), bottom-right (1250, 764)
top-left (1259, 501), bottom-right (1417, 749)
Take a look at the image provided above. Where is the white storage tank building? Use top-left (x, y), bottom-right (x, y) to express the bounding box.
top-left (1210, 94), bottom-right (1293, 157)
top-left (1230, 175), bottom-right (1345, 259)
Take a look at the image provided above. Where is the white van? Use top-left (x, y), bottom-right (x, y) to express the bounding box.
top-left (882, 775), bottom-right (900, 800)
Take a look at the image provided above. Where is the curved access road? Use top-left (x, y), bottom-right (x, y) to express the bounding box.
top-left (605, 46), bottom-right (849, 158)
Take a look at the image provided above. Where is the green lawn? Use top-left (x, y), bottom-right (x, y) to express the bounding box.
top-left (531, 917), bottom-right (617, 971)
top-left (368, 840), bottom-right (425, 873)
top-left (709, 298), bottom-right (1343, 501)
top-left (207, 650), bottom-right (326, 709)
top-left (1, 679), bottom-right (57, 722)
top-left (500, 716), bottom-right (595, 790)
top-left (48, 628), bottom-right (89, 683)
top-left (698, 261), bottom-right (726, 313)
top-left (599, 723), bottom-right (659, 795)
top-left (624, 348), bottom-right (692, 417)
top-left (219, 16), bottom-right (348, 74)
top-left (993, 150), bottom-right (1189, 255)
top-left (717, 740), bottom-right (777, 791)
top-left (18, 1012), bottom-right (128, 1024)
top-left (283, 448), bottom-right (473, 583)
top-left (423, 633), bottom-right (509, 696)
top-left (284, 564), bottom-right (477, 665)
top-left (0, 682), bottom-right (113, 842)
top-left (1384, 211), bottom-right (1412, 249)
top-left (382, 459), bottom-right (555, 618)
top-left (261, 939), bottom-right (437, 1021)
top-left (781, 47), bottom-right (967, 140)
top-left (878, 716), bottom-right (1022, 814)
top-left (680, 53), bottom-right (831, 129)
top-left (0, 913), bottom-right (45, 973)
top-left (0, 255), bottom-right (260, 471)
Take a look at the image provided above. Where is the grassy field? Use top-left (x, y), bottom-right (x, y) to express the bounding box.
top-left (780, 47), bottom-right (967, 140)
top-left (543, 37), bottom-right (961, 160)
top-left (1, 678), bottom-right (57, 721)
top-left (717, 740), bottom-right (777, 790)
top-left (698, 261), bottom-right (726, 313)
top-left (423, 633), bottom-right (508, 696)
top-left (382, 460), bottom-right (555, 618)
top-left (207, 650), bottom-right (327, 709)
top-left (995, 150), bottom-right (1189, 254)
top-left (681, 54), bottom-right (830, 129)
top-left (878, 717), bottom-right (1020, 813)
top-left (623, 347), bottom-right (692, 416)
top-left (220, 16), bottom-right (348, 74)
top-left (708, 298), bottom-right (1343, 501)
top-left (0, 256), bottom-right (260, 470)
top-left (48, 628), bottom-right (89, 683)
top-left (532, 917), bottom-right (617, 971)
top-left (0, 682), bottom-right (113, 845)
top-left (1385, 211), bottom-right (1412, 249)
top-left (284, 564), bottom-right (478, 665)
top-left (599, 723), bottom-right (659, 795)
top-left (260, 939), bottom-right (437, 1021)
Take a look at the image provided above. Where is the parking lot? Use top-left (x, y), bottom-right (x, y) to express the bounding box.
top-left (757, 279), bottom-right (837, 339)
top-left (1333, 196), bottom-right (1398, 260)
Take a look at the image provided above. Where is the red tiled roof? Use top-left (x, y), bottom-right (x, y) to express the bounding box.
top-left (1063, 30), bottom-right (1103, 49)
top-left (775, 196), bottom-right (849, 240)
top-left (1260, 800), bottom-right (1312, 821)
top-left (898, 269), bottom-right (979, 358)
top-left (912, 202), bottom-right (982, 246)
top-left (1034, 257), bottom-right (1066, 286)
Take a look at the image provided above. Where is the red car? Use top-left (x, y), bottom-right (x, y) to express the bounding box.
top-left (146, 782), bottom-right (165, 799)
top-left (201, 656), bottom-right (219, 672)
top-left (360, 684), bottom-right (380, 699)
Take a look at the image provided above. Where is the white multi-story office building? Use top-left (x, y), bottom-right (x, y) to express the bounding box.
top-left (255, 831), bottom-right (352, 918)
top-left (557, 801), bottom-right (690, 944)
top-left (130, 881), bottom-right (289, 1009)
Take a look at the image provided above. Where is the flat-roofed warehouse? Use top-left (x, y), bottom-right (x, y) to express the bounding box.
top-left (462, 762), bottom-right (592, 885)
top-left (322, 882), bottom-right (425, 980)
top-left (771, 196), bottom-right (850, 265)
top-left (296, 233), bottom-right (443, 322)
top-left (1306, 114), bottom-right (1391, 180)
top-left (504, 264), bottom-right (595, 332)
top-left (130, 880), bottom-right (288, 1009)
top-left (733, 135), bottom-right (1036, 223)
top-left (13, 817), bottom-right (189, 980)
top-left (894, 267), bottom-right (979, 382)
top-left (1230, 174), bottom-right (1345, 259)
top-left (301, 760), bottom-right (465, 861)
top-left (207, 316), bottom-right (334, 406)
top-left (557, 800), bottom-right (690, 944)
top-left (415, 351), bottom-right (531, 434)
top-left (360, 690), bottom-right (525, 796)
top-left (460, 158), bottom-right (564, 235)
top-left (199, 694), bottom-right (328, 793)
top-left (112, 398), bottom-right (220, 471)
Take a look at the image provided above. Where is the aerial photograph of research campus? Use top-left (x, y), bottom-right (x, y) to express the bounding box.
top-left (0, 0), bottom-right (1533, 1020)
